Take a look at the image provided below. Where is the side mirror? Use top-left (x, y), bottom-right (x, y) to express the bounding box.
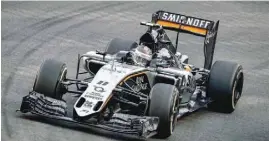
top-left (96, 50), bottom-right (107, 61)
top-left (96, 50), bottom-right (106, 56)
top-left (115, 51), bottom-right (129, 62)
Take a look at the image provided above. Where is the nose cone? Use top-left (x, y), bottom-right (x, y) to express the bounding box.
top-left (74, 97), bottom-right (97, 117)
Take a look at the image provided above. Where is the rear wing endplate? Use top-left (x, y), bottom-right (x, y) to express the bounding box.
top-left (152, 10), bottom-right (219, 69)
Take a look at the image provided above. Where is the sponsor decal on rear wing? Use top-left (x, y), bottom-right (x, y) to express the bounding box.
top-left (153, 11), bottom-right (215, 36)
top-left (152, 10), bottom-right (219, 70)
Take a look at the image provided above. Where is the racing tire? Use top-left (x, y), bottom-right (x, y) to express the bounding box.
top-left (149, 83), bottom-right (180, 138)
top-left (33, 59), bottom-right (67, 100)
top-left (207, 61), bottom-right (244, 113)
top-left (105, 38), bottom-right (137, 55)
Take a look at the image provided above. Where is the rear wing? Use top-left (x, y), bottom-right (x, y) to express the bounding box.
top-left (152, 10), bottom-right (219, 70)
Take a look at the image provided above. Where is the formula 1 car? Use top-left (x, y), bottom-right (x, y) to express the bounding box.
top-left (19, 11), bottom-right (244, 139)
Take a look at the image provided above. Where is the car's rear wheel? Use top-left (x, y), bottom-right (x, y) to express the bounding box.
top-left (105, 38), bottom-right (137, 55)
top-left (207, 61), bottom-right (244, 113)
top-left (149, 83), bottom-right (180, 138)
top-left (33, 59), bottom-right (67, 100)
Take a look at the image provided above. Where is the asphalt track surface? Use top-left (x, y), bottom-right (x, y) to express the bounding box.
top-left (2, 1), bottom-right (269, 141)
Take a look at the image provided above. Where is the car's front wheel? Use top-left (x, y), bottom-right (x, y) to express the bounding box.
top-left (148, 83), bottom-right (180, 138)
top-left (33, 59), bottom-right (67, 100)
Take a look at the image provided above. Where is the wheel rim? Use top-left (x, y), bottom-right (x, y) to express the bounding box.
top-left (234, 91), bottom-right (240, 103)
top-left (233, 86), bottom-right (242, 108)
top-left (170, 89), bottom-right (179, 134)
top-left (59, 67), bottom-right (67, 82)
top-left (232, 72), bottom-right (243, 109)
top-left (55, 67), bottom-right (67, 99)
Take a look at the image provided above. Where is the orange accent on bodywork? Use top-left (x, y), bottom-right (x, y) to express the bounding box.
top-left (157, 20), bottom-right (207, 36)
top-left (123, 72), bottom-right (146, 82)
top-left (184, 65), bottom-right (192, 72)
top-left (100, 71), bottom-right (147, 111)
top-left (120, 71), bottom-right (147, 85)
top-left (100, 94), bottom-right (113, 110)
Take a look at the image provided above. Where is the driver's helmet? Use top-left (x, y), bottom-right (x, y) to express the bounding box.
top-left (130, 45), bottom-right (152, 66)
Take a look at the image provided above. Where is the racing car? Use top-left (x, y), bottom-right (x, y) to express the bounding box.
top-left (19, 10), bottom-right (244, 139)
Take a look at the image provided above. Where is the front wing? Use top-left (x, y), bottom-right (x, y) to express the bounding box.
top-left (19, 92), bottom-right (159, 138)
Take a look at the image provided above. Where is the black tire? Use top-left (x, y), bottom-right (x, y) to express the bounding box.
top-left (105, 38), bottom-right (137, 55)
top-left (149, 83), bottom-right (180, 138)
top-left (207, 61), bottom-right (244, 113)
top-left (33, 59), bottom-right (67, 100)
